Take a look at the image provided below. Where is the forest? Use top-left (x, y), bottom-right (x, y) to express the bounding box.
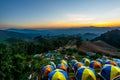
top-left (0, 35), bottom-right (83, 80)
top-left (1, 30), bottom-right (120, 80)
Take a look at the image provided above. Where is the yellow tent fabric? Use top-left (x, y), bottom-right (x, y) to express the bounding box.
top-left (52, 71), bottom-right (66, 80)
top-left (76, 66), bottom-right (96, 80)
top-left (61, 60), bottom-right (67, 65)
top-left (81, 67), bottom-right (96, 80)
top-left (110, 66), bottom-right (120, 80)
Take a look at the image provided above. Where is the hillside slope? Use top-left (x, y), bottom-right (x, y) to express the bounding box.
top-left (65, 40), bottom-right (120, 55)
top-left (0, 30), bottom-right (33, 40)
top-left (79, 41), bottom-right (119, 55)
top-left (93, 29), bottom-right (120, 48)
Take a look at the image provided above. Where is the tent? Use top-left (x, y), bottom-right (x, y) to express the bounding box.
top-left (96, 58), bottom-right (104, 64)
top-left (99, 65), bottom-right (120, 80)
top-left (57, 64), bottom-right (68, 71)
top-left (116, 62), bottom-right (120, 67)
top-left (76, 66), bottom-right (96, 80)
top-left (48, 69), bottom-right (68, 80)
top-left (41, 65), bottom-right (54, 78)
top-left (105, 60), bottom-right (118, 66)
top-left (49, 61), bottom-right (56, 68)
top-left (74, 62), bottom-right (83, 72)
top-left (82, 58), bottom-right (90, 66)
top-left (61, 60), bottom-right (68, 65)
top-left (56, 57), bottom-right (61, 63)
top-left (113, 58), bottom-right (120, 62)
top-left (89, 61), bottom-right (102, 69)
top-left (33, 54), bottom-right (41, 57)
top-left (71, 59), bottom-right (78, 67)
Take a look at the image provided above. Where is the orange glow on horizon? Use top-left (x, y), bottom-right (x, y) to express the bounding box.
top-left (92, 22), bottom-right (120, 27)
top-left (22, 22), bottom-right (120, 28)
top-left (1, 21), bottom-right (120, 29)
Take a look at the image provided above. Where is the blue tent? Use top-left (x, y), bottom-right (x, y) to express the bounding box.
top-left (76, 66), bottom-right (96, 80)
top-left (99, 65), bottom-right (120, 80)
top-left (48, 69), bottom-right (68, 80)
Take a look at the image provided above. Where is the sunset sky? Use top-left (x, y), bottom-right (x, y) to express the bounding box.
top-left (0, 0), bottom-right (120, 28)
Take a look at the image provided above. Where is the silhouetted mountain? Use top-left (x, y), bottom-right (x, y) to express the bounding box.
top-left (0, 30), bottom-right (33, 40)
top-left (93, 29), bottom-right (120, 48)
top-left (82, 33), bottom-right (98, 41)
top-left (7, 27), bottom-right (120, 36)
top-left (5, 27), bottom-right (120, 41)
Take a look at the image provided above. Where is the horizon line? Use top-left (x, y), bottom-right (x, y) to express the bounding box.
top-left (1, 26), bottom-right (120, 30)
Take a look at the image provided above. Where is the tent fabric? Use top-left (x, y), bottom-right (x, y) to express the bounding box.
top-left (76, 66), bottom-right (96, 80)
top-left (49, 61), bottom-right (56, 68)
top-left (89, 61), bottom-right (102, 68)
top-left (82, 58), bottom-right (90, 66)
top-left (113, 58), bottom-right (120, 67)
top-left (33, 54), bottom-right (40, 57)
top-left (74, 62), bottom-right (83, 72)
top-left (71, 59), bottom-right (78, 66)
top-left (100, 65), bottom-right (120, 80)
top-left (96, 59), bottom-right (104, 64)
top-left (56, 57), bottom-right (61, 63)
top-left (116, 62), bottom-right (120, 67)
top-left (48, 69), bottom-right (68, 80)
top-left (57, 64), bottom-right (68, 71)
top-left (105, 61), bottom-right (118, 66)
top-left (61, 60), bottom-right (68, 65)
top-left (42, 65), bottom-right (54, 77)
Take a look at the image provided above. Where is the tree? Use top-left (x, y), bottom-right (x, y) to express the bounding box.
top-left (0, 42), bottom-right (13, 80)
top-left (76, 37), bottom-right (82, 48)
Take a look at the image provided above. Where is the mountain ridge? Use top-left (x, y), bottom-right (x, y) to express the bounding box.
top-left (0, 30), bottom-right (33, 40)
top-left (93, 29), bottom-right (120, 48)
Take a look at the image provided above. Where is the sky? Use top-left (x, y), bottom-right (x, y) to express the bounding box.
top-left (0, 0), bottom-right (120, 29)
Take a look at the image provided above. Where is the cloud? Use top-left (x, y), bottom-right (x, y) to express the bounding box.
top-left (66, 14), bottom-right (95, 22)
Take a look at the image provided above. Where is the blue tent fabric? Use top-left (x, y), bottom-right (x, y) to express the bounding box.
top-left (101, 65), bottom-right (111, 80)
top-left (74, 62), bottom-right (83, 72)
top-left (57, 64), bottom-right (68, 68)
top-left (49, 61), bottom-right (56, 68)
top-left (96, 59), bottom-right (103, 64)
top-left (99, 65), bottom-right (120, 80)
top-left (89, 61), bottom-right (94, 68)
top-left (71, 59), bottom-right (78, 66)
top-left (56, 57), bottom-right (61, 63)
top-left (48, 69), bottom-right (68, 80)
top-left (76, 66), bottom-right (96, 80)
top-left (41, 65), bottom-right (55, 74)
top-left (76, 68), bottom-right (85, 80)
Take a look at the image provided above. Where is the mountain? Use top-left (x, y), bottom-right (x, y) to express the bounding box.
top-left (0, 30), bottom-right (33, 40)
top-left (82, 33), bottom-right (98, 41)
top-left (93, 29), bottom-right (120, 48)
top-left (7, 27), bottom-right (120, 35)
top-left (6, 27), bottom-right (120, 40)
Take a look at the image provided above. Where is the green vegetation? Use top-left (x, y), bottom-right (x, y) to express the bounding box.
top-left (0, 36), bottom-right (82, 80)
top-left (0, 34), bottom-right (120, 80)
top-left (93, 29), bottom-right (120, 48)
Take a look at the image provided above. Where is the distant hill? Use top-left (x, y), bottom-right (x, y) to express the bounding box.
top-left (6, 27), bottom-right (120, 41)
top-left (93, 29), bottom-right (120, 48)
top-left (82, 33), bottom-right (98, 41)
top-left (0, 30), bottom-right (33, 40)
top-left (7, 27), bottom-right (120, 36)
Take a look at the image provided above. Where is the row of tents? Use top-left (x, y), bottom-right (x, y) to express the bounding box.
top-left (41, 56), bottom-right (120, 80)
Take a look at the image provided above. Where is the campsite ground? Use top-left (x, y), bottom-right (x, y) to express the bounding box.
top-left (37, 54), bottom-right (103, 80)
